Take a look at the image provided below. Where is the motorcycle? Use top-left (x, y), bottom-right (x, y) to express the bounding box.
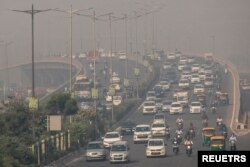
top-left (202, 119), bottom-right (208, 127)
top-left (166, 129), bottom-right (170, 140)
top-left (189, 129), bottom-right (195, 139)
top-left (173, 141), bottom-right (179, 155)
top-left (230, 140), bottom-right (237, 151)
top-left (177, 122), bottom-right (183, 130)
top-left (221, 130), bottom-right (228, 139)
top-left (211, 106), bottom-right (216, 114)
top-left (186, 145), bottom-right (192, 157)
top-left (176, 134), bottom-right (182, 144)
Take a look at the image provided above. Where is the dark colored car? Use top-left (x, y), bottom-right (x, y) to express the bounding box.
top-left (120, 121), bottom-right (136, 135)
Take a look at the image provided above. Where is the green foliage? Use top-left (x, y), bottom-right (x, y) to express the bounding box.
top-left (45, 93), bottom-right (78, 115)
top-left (0, 136), bottom-right (35, 167)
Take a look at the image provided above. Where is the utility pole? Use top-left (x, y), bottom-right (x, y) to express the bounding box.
top-left (54, 6), bottom-right (92, 92)
top-left (12, 5), bottom-right (52, 165)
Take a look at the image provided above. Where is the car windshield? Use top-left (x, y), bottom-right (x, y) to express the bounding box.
top-left (180, 80), bottom-right (188, 83)
top-left (122, 122), bottom-right (135, 127)
top-left (155, 99), bottom-right (162, 103)
top-left (154, 115), bottom-right (164, 119)
top-left (148, 140), bottom-right (163, 146)
top-left (87, 143), bottom-right (103, 149)
top-left (152, 124), bottom-right (165, 128)
top-left (195, 85), bottom-right (203, 88)
top-left (136, 127), bottom-right (150, 132)
top-left (111, 145), bottom-right (127, 151)
top-left (144, 102), bottom-right (155, 106)
top-left (105, 133), bottom-right (119, 138)
top-left (172, 103), bottom-right (181, 107)
top-left (191, 102), bottom-right (201, 107)
top-left (163, 101), bottom-right (171, 105)
top-left (192, 74), bottom-right (199, 78)
top-left (147, 92), bottom-right (155, 96)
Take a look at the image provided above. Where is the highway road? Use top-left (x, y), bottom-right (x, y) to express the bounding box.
top-left (50, 56), bottom-right (250, 167)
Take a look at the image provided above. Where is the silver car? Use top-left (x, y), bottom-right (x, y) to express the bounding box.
top-left (86, 141), bottom-right (106, 161)
top-left (110, 141), bottom-right (130, 163)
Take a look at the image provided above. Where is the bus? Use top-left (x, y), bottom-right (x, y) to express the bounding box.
top-left (73, 75), bottom-right (93, 101)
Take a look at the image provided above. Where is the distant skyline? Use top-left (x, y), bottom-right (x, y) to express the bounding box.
top-left (0, 0), bottom-right (250, 71)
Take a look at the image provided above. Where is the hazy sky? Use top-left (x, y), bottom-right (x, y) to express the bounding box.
top-left (0, 0), bottom-right (250, 71)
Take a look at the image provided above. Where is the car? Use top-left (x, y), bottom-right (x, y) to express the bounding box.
top-left (204, 78), bottom-right (214, 87)
top-left (179, 79), bottom-right (190, 89)
top-left (153, 113), bottom-right (165, 124)
top-left (151, 122), bottom-right (166, 137)
top-left (170, 102), bottom-right (183, 114)
top-left (192, 64), bottom-right (200, 72)
top-left (179, 56), bottom-right (188, 64)
top-left (146, 91), bottom-right (156, 101)
top-left (109, 141), bottom-right (130, 163)
top-left (163, 62), bottom-right (172, 70)
top-left (187, 56), bottom-right (195, 63)
top-left (178, 62), bottom-right (186, 71)
top-left (199, 72), bottom-right (206, 81)
top-left (80, 101), bottom-right (93, 111)
top-left (155, 98), bottom-right (163, 111)
top-left (159, 81), bottom-right (171, 91)
top-left (143, 101), bottom-right (156, 115)
top-left (102, 132), bottom-right (123, 148)
top-left (181, 71), bottom-right (191, 80)
top-left (154, 85), bottom-right (165, 98)
top-left (189, 101), bottom-right (202, 114)
top-left (162, 100), bottom-right (172, 112)
top-left (133, 124), bottom-right (152, 144)
top-left (120, 121), bottom-right (136, 135)
top-left (105, 102), bottom-right (113, 111)
top-left (113, 95), bottom-right (122, 106)
top-left (167, 52), bottom-right (176, 60)
top-left (86, 141), bottom-right (106, 161)
top-left (146, 138), bottom-right (167, 157)
top-left (193, 84), bottom-right (205, 94)
top-left (191, 73), bottom-right (200, 84)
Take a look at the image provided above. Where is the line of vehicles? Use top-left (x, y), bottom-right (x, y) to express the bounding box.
top-left (83, 51), bottom-right (234, 164)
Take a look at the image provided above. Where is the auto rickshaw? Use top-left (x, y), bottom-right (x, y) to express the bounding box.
top-left (219, 93), bottom-right (229, 105)
top-left (202, 127), bottom-right (215, 146)
top-left (210, 136), bottom-right (225, 151)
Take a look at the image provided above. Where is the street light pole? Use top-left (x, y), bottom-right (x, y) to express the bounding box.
top-left (4, 42), bottom-right (13, 101)
top-left (12, 4), bottom-right (52, 145)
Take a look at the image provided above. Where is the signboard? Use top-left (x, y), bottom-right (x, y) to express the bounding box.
top-left (47, 115), bottom-right (62, 131)
top-left (134, 68), bottom-right (140, 76)
top-left (28, 97), bottom-right (39, 111)
top-left (108, 86), bottom-right (115, 96)
top-left (124, 78), bottom-right (130, 87)
top-left (91, 88), bottom-right (98, 99)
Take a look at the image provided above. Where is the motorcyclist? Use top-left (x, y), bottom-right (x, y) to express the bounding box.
top-left (216, 116), bottom-right (223, 125)
top-left (176, 117), bottom-right (184, 124)
top-left (175, 129), bottom-right (183, 136)
top-left (229, 133), bottom-right (237, 142)
top-left (184, 137), bottom-right (193, 146)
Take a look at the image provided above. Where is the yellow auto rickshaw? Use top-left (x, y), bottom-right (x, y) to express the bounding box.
top-left (202, 127), bottom-right (215, 146)
top-left (210, 136), bottom-right (225, 151)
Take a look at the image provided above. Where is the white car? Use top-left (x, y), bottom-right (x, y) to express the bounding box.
top-left (111, 83), bottom-right (121, 91)
top-left (187, 56), bottom-right (195, 63)
top-left (179, 79), bottom-right (190, 89)
top-left (170, 102), bottom-right (183, 114)
top-left (163, 62), bottom-right (172, 70)
top-left (109, 141), bottom-right (130, 163)
top-left (113, 96), bottom-right (122, 106)
top-left (159, 81), bottom-right (170, 91)
top-left (193, 84), bottom-right (205, 94)
top-left (143, 101), bottom-right (156, 114)
top-left (204, 78), bottom-right (214, 87)
top-left (191, 73), bottom-right (200, 84)
top-left (181, 71), bottom-right (191, 80)
top-left (155, 98), bottom-right (163, 111)
top-left (199, 72), bottom-right (206, 81)
top-left (102, 132), bottom-right (122, 148)
top-left (146, 91), bottom-right (156, 101)
top-left (179, 56), bottom-right (188, 64)
top-left (146, 139), bottom-right (166, 157)
top-left (153, 113), bottom-right (165, 124)
top-left (162, 101), bottom-right (172, 112)
top-left (151, 123), bottom-right (166, 137)
top-left (178, 62), bottom-right (186, 71)
top-left (133, 124), bottom-right (152, 144)
top-left (167, 53), bottom-right (176, 60)
top-left (189, 101), bottom-right (202, 114)
top-left (191, 64), bottom-right (200, 72)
